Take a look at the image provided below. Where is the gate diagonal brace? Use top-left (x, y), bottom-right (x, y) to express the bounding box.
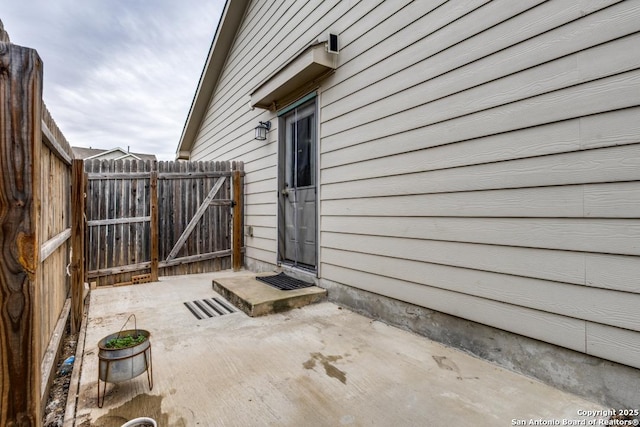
top-left (165, 177), bottom-right (226, 261)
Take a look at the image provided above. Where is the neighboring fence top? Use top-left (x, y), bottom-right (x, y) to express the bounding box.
top-left (42, 103), bottom-right (74, 164)
top-left (84, 159), bottom-right (245, 179)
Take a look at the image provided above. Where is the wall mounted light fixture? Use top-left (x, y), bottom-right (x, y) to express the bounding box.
top-left (254, 121), bottom-right (271, 140)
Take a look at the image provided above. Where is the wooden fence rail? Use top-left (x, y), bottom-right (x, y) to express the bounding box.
top-left (84, 159), bottom-right (244, 287)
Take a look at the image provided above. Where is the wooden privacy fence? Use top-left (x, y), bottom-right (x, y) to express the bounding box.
top-left (0, 24), bottom-right (245, 425)
top-left (84, 159), bottom-right (244, 287)
top-left (0, 32), bottom-right (84, 425)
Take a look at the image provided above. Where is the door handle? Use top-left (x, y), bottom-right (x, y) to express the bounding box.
top-left (281, 188), bottom-right (289, 197)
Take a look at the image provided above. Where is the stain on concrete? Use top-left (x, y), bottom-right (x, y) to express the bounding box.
top-left (271, 298), bottom-right (294, 313)
top-left (431, 355), bottom-right (479, 380)
top-left (303, 357), bottom-right (316, 370)
top-left (304, 352), bottom-right (347, 384)
top-left (432, 355), bottom-right (455, 371)
top-left (432, 355), bottom-right (462, 379)
top-left (92, 393), bottom-right (185, 427)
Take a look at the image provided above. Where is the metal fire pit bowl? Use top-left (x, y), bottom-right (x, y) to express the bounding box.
top-left (97, 315), bottom-right (153, 407)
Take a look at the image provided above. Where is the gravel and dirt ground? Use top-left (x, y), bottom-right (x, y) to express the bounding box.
top-left (43, 324), bottom-right (78, 427)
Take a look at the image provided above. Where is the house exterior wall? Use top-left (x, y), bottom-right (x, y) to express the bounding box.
top-left (189, 0), bottom-right (640, 371)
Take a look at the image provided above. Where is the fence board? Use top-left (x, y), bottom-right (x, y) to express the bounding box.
top-left (121, 160), bottom-right (131, 278)
top-left (0, 40), bottom-right (43, 426)
top-left (107, 161), bottom-right (116, 275)
top-left (150, 169), bottom-right (159, 281)
top-left (71, 160), bottom-right (85, 333)
top-left (98, 161), bottom-right (108, 279)
top-left (233, 169), bottom-right (243, 271)
top-left (41, 106), bottom-right (73, 165)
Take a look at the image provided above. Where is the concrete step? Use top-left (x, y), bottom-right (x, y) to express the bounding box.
top-left (212, 275), bottom-right (327, 317)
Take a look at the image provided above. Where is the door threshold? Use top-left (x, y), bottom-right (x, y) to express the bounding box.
top-left (279, 263), bottom-right (318, 282)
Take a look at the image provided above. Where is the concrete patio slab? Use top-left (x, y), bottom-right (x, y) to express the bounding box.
top-left (212, 274), bottom-right (327, 316)
top-left (69, 271), bottom-right (606, 427)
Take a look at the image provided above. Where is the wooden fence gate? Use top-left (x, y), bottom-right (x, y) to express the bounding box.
top-left (84, 159), bottom-right (244, 287)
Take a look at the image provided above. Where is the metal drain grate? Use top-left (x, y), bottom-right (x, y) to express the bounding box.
top-left (183, 297), bottom-right (236, 319)
top-left (256, 272), bottom-right (314, 291)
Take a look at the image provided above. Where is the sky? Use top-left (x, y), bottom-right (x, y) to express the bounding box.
top-left (1, 0), bottom-right (224, 160)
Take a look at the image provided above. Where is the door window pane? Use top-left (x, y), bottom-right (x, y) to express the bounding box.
top-left (287, 111), bottom-right (314, 188)
top-left (295, 115), bottom-right (312, 187)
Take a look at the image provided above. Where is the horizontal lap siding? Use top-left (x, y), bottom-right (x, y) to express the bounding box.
top-left (322, 248), bottom-right (640, 332)
top-left (322, 217), bottom-right (640, 257)
top-left (321, 233), bottom-right (639, 294)
top-left (319, 0), bottom-right (640, 369)
top-left (321, 183), bottom-right (640, 218)
top-left (322, 264), bottom-right (588, 353)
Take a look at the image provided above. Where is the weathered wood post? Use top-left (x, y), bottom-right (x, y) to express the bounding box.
top-left (231, 167), bottom-right (243, 271)
top-left (0, 32), bottom-right (44, 426)
top-left (149, 162), bottom-right (159, 281)
top-left (70, 159), bottom-right (86, 333)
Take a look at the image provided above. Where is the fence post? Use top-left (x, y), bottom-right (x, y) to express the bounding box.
top-left (70, 159), bottom-right (86, 333)
top-left (0, 41), bottom-right (44, 426)
top-left (149, 162), bottom-right (159, 281)
top-left (232, 169), bottom-right (243, 271)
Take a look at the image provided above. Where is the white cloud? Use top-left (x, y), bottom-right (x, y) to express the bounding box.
top-left (1, 0), bottom-right (224, 160)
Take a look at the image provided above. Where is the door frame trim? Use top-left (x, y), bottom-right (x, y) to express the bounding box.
top-left (276, 93), bottom-right (319, 273)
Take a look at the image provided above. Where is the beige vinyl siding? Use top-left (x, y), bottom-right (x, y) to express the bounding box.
top-left (323, 1), bottom-right (636, 116)
top-left (321, 145), bottom-right (640, 198)
top-left (189, 0), bottom-right (640, 368)
top-left (322, 216), bottom-right (640, 259)
top-left (318, 0), bottom-right (640, 369)
top-left (322, 233), bottom-right (640, 295)
top-left (322, 248), bottom-right (640, 332)
top-left (586, 323), bottom-right (640, 369)
top-left (322, 263), bottom-right (589, 353)
top-left (321, 184), bottom-right (640, 218)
